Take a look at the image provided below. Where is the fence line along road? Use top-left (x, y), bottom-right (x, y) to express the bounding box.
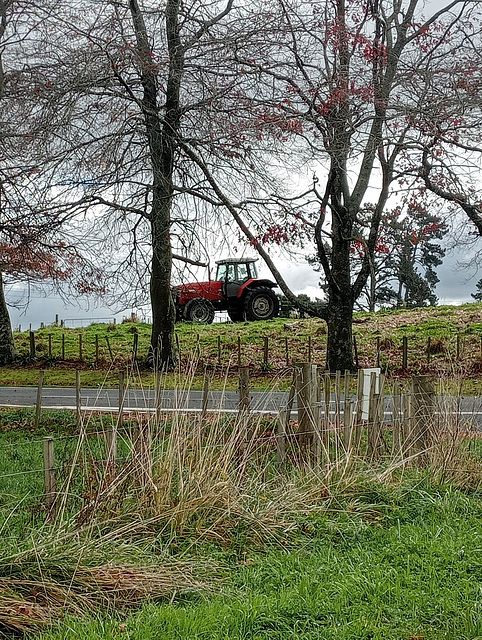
top-left (1, 385), bottom-right (482, 428)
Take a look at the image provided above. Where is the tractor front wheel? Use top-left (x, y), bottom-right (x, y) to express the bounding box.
top-left (244, 287), bottom-right (279, 321)
top-left (183, 298), bottom-right (215, 324)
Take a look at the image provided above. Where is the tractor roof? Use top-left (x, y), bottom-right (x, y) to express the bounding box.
top-left (215, 257), bottom-right (258, 265)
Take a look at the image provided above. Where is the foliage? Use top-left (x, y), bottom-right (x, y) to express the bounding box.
top-left (471, 279), bottom-right (482, 302)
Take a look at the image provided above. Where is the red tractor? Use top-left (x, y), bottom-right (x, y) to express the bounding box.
top-left (173, 257), bottom-right (279, 323)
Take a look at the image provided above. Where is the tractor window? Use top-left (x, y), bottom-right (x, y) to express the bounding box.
top-left (226, 264), bottom-right (236, 281)
top-left (216, 264), bottom-right (227, 281)
top-left (248, 262), bottom-right (258, 278)
top-left (236, 263), bottom-right (249, 282)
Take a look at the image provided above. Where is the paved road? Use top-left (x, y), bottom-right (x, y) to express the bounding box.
top-left (1, 386), bottom-right (482, 427)
top-left (0, 386), bottom-right (290, 414)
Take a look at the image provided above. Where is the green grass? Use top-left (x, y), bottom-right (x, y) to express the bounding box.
top-left (2, 303), bottom-right (482, 392)
top-left (32, 482), bottom-right (482, 640)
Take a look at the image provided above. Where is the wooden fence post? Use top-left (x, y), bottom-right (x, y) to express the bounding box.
top-left (334, 370), bottom-right (341, 454)
top-left (133, 421), bottom-right (152, 487)
top-left (43, 436), bottom-right (56, 520)
top-left (353, 335), bottom-right (359, 369)
top-left (105, 421), bottom-right (117, 466)
top-left (132, 332), bottom-right (139, 361)
top-left (118, 371), bottom-right (125, 429)
top-left (238, 366), bottom-right (250, 463)
top-left (263, 336), bottom-right (269, 367)
top-left (295, 363), bottom-right (317, 449)
top-left (175, 333), bottom-right (180, 359)
top-left (367, 372), bottom-right (384, 460)
top-left (343, 370), bottom-right (353, 451)
top-left (238, 366), bottom-right (250, 414)
top-left (201, 366), bottom-right (210, 420)
top-left (237, 336), bottom-right (242, 368)
top-left (426, 337), bottom-right (431, 365)
top-left (323, 371), bottom-right (331, 455)
top-left (412, 375), bottom-right (435, 461)
top-left (106, 336), bottom-right (114, 362)
top-left (277, 372), bottom-right (296, 466)
top-left (76, 371), bottom-right (82, 430)
top-left (392, 380), bottom-right (402, 457)
top-left (285, 337), bottom-right (290, 366)
top-left (402, 336), bottom-right (408, 369)
top-left (155, 372), bottom-right (163, 424)
top-left (376, 336), bottom-right (380, 368)
top-left (402, 391), bottom-right (415, 462)
top-left (307, 336), bottom-right (312, 363)
top-left (34, 370), bottom-right (45, 429)
top-left (29, 331), bottom-right (36, 358)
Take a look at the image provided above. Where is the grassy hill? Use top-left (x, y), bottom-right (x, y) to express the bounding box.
top-left (1, 302), bottom-right (481, 391)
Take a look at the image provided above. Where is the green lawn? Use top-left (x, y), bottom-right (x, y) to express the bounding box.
top-left (32, 482), bottom-right (482, 640)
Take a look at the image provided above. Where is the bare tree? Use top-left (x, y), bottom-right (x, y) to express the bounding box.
top-left (0, 1), bottom-right (106, 363)
top-left (219, 0), bottom-right (482, 371)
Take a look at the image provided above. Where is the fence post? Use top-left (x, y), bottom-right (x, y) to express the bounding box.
top-left (402, 391), bottom-right (415, 462)
top-left (307, 336), bottom-right (312, 363)
top-left (201, 366), bottom-right (210, 420)
top-left (238, 366), bottom-right (250, 464)
top-left (118, 371), bottom-right (125, 429)
top-left (133, 421), bottom-right (153, 487)
top-left (277, 373), bottom-right (296, 466)
top-left (76, 371), bottom-right (82, 430)
top-left (392, 380), bottom-right (402, 457)
top-left (353, 335), bottom-right (359, 369)
top-left (238, 366), bottom-right (250, 414)
top-left (106, 337), bottom-right (114, 362)
top-left (34, 370), bottom-right (45, 429)
top-left (155, 371), bottom-right (163, 424)
top-left (376, 336), bottom-right (380, 368)
top-left (237, 336), bottom-right (242, 368)
top-left (334, 370), bottom-right (341, 455)
top-left (29, 330), bottom-right (36, 358)
top-left (323, 371), bottom-right (331, 455)
top-left (343, 370), bottom-right (353, 451)
top-left (295, 363), bottom-right (317, 449)
top-left (43, 436), bottom-right (56, 520)
top-left (133, 332), bottom-right (139, 361)
top-left (412, 375), bottom-right (435, 461)
top-left (402, 336), bottom-right (408, 369)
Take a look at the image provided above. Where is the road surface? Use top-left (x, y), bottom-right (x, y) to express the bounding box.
top-left (1, 386), bottom-right (482, 427)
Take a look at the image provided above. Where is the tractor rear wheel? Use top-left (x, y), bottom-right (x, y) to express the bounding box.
top-left (244, 287), bottom-right (279, 321)
top-left (183, 298), bottom-right (215, 324)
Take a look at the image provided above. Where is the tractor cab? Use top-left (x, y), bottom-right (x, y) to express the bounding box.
top-left (215, 258), bottom-right (258, 298)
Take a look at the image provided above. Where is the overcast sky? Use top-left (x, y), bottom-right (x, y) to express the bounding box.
top-left (6, 0), bottom-right (480, 330)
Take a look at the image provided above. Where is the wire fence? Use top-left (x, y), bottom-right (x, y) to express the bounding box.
top-left (1, 363), bottom-right (481, 527)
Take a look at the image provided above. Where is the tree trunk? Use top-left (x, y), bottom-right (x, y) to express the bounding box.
top-left (0, 272), bottom-right (17, 364)
top-left (149, 212), bottom-right (175, 368)
top-left (130, 0), bottom-right (182, 369)
top-left (326, 287), bottom-right (354, 373)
